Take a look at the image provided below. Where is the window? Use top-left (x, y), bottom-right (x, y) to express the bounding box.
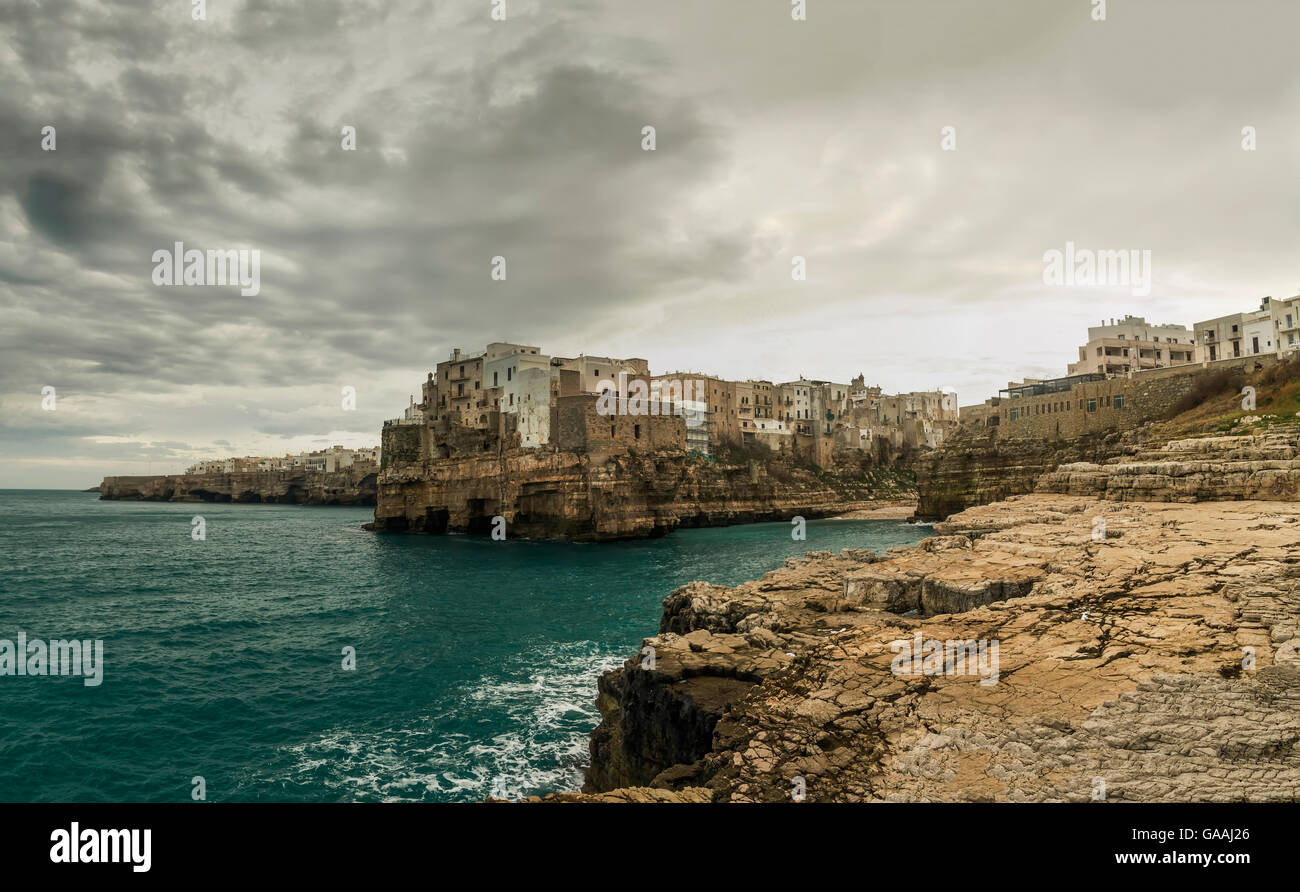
top-left (1087, 398), bottom-right (1097, 413)
top-left (507, 367), bottom-right (512, 382)
top-left (1114, 395), bottom-right (1124, 409)
top-left (634, 424), bottom-right (641, 439)
top-left (1009, 408), bottom-right (1019, 421)
top-left (493, 372), bottom-right (498, 386)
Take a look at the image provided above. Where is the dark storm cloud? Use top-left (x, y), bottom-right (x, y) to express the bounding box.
top-left (1, 0), bottom-right (737, 400)
top-left (20, 174), bottom-right (87, 244)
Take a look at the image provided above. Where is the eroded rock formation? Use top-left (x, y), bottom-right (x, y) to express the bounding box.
top-left (912, 427), bottom-right (1127, 520)
top-left (370, 449), bottom-right (914, 541)
top-left (1039, 430), bottom-right (1300, 502)
top-left (98, 469), bottom-right (377, 505)
top-left (571, 495), bottom-right (1300, 802)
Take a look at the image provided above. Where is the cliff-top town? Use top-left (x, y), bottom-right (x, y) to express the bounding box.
top-left (184, 291), bottom-right (1300, 476)
top-left (389, 342), bottom-right (959, 467)
top-left (184, 445), bottom-right (380, 476)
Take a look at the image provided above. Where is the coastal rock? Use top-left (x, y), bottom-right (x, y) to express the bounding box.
top-left (98, 469), bottom-right (377, 505)
top-left (371, 448), bottom-right (914, 541)
top-left (579, 494), bottom-right (1300, 802)
top-left (1037, 429), bottom-right (1300, 502)
top-left (912, 427), bottom-right (1127, 521)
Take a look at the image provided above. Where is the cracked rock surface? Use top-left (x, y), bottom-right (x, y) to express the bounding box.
top-left (565, 495), bottom-right (1300, 802)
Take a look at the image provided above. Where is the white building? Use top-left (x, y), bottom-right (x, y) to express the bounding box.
top-left (1193, 301), bottom-right (1274, 362)
top-left (1268, 295), bottom-right (1300, 355)
top-left (1068, 316), bottom-right (1195, 376)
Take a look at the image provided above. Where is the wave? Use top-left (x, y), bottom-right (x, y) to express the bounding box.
top-left (268, 642), bottom-right (625, 802)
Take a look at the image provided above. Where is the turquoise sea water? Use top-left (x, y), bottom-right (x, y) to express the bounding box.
top-left (0, 490), bottom-right (927, 802)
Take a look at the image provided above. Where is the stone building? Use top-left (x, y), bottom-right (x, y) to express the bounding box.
top-left (552, 393), bottom-right (686, 457)
top-left (425, 344), bottom-right (648, 434)
top-left (960, 355), bottom-right (1278, 439)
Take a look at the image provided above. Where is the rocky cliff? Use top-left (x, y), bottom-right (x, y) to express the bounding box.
top-left (1038, 427), bottom-right (1300, 502)
top-left (912, 427), bottom-right (1126, 520)
top-left (98, 469), bottom-right (378, 505)
top-left (370, 449), bottom-right (914, 541)
top-left (558, 493), bottom-right (1300, 802)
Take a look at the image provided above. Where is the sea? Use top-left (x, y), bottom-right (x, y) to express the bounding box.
top-left (0, 490), bottom-right (927, 802)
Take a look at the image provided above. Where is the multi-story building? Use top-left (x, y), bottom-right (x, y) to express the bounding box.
top-left (1267, 295), bottom-right (1300, 355)
top-left (775, 380), bottom-right (814, 435)
top-left (1193, 302), bottom-right (1274, 362)
top-left (427, 344), bottom-right (650, 433)
top-left (551, 354), bottom-right (650, 394)
top-left (482, 342), bottom-right (548, 415)
top-left (433, 347), bottom-right (489, 428)
top-left (1067, 316), bottom-right (1195, 376)
top-left (411, 342), bottom-right (964, 462)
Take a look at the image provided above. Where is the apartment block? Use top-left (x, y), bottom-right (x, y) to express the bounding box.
top-left (1268, 295), bottom-right (1300, 355)
top-left (1067, 316), bottom-right (1195, 376)
top-left (1193, 302), bottom-right (1273, 362)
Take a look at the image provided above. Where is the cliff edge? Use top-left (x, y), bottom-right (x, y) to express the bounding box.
top-left (567, 493), bottom-right (1300, 802)
top-left (371, 449), bottom-right (914, 541)
top-left (98, 469), bottom-right (378, 505)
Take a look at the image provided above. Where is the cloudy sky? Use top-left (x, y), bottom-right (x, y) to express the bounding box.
top-left (2, 0), bottom-right (1297, 488)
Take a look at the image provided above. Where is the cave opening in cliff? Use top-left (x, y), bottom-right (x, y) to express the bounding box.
top-left (464, 499), bottom-right (498, 535)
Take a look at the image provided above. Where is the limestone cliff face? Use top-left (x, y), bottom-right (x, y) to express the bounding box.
top-left (571, 494), bottom-right (1300, 802)
top-left (98, 469), bottom-right (378, 505)
top-left (558, 423), bottom-right (1300, 803)
top-left (913, 427), bottom-right (1128, 520)
top-left (1038, 428), bottom-right (1300, 502)
top-left (370, 449), bottom-right (913, 541)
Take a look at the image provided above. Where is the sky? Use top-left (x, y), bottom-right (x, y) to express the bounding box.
top-left (2, 0), bottom-right (1298, 488)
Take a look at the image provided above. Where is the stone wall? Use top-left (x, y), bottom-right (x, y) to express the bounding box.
top-left (972, 355), bottom-right (1274, 440)
top-left (380, 422), bottom-right (422, 469)
top-left (917, 357), bottom-right (1279, 519)
top-left (553, 393), bottom-right (687, 456)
